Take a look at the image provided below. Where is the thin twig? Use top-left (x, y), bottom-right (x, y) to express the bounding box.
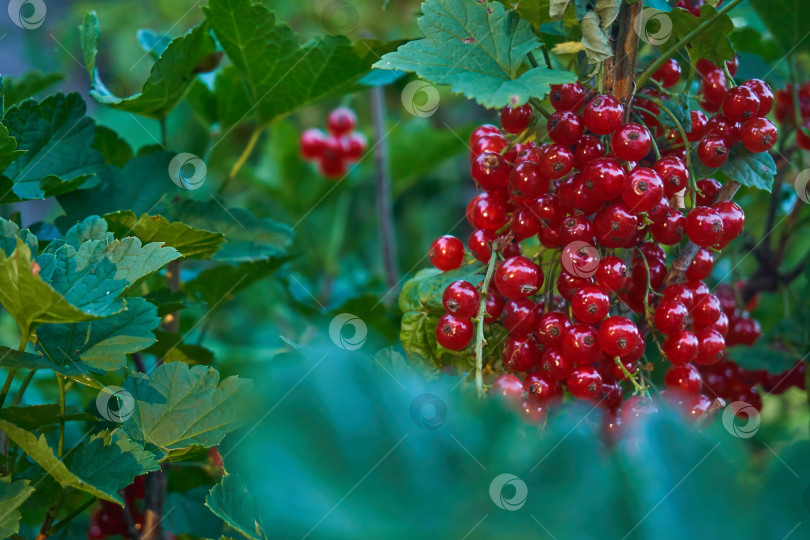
top-left (370, 86), bottom-right (399, 289)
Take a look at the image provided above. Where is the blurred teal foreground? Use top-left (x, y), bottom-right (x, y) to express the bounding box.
top-left (210, 341), bottom-right (810, 540)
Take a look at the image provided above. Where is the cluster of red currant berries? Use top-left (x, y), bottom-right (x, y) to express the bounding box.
top-left (771, 81), bottom-right (810, 150)
top-left (425, 53), bottom-right (784, 434)
top-left (299, 107), bottom-right (367, 178)
top-left (88, 476), bottom-right (156, 539)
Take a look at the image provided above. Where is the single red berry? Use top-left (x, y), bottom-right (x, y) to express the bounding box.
top-left (662, 284), bottom-right (694, 308)
top-left (654, 300), bottom-right (688, 335)
top-left (524, 371), bottom-right (560, 404)
top-left (93, 503), bottom-right (127, 536)
top-left (340, 132), bottom-right (367, 161)
top-left (662, 330), bottom-right (699, 364)
top-left (581, 157), bottom-right (626, 201)
top-left (652, 58), bottom-right (682, 88)
top-left (533, 194), bottom-right (566, 229)
top-left (727, 315), bottom-right (761, 346)
top-left (696, 178), bottom-right (722, 206)
top-left (573, 135), bottom-right (605, 170)
top-left (429, 235), bottom-right (465, 271)
top-left (593, 203), bottom-right (638, 248)
top-left (685, 207), bottom-right (724, 247)
top-left (692, 293), bottom-right (722, 327)
top-left (595, 256), bottom-right (628, 291)
top-left (612, 123), bottom-right (652, 162)
top-left (515, 142), bottom-right (543, 164)
top-left (508, 161), bottom-right (546, 203)
top-left (571, 285), bottom-right (610, 324)
top-left (695, 328), bottom-right (725, 365)
top-left (740, 117), bottom-right (778, 153)
top-left (548, 111), bottom-right (585, 145)
top-left (500, 103), bottom-right (533, 134)
top-left (491, 374), bottom-right (524, 404)
top-left (701, 69), bottom-right (727, 105)
top-left (647, 196), bottom-right (670, 224)
top-left (495, 256), bottom-right (543, 299)
top-left (583, 95), bottom-right (624, 135)
top-left (484, 289), bottom-right (505, 323)
top-left (567, 366), bottom-right (603, 400)
top-left (466, 192), bottom-right (509, 231)
top-left (468, 229), bottom-right (496, 263)
top-left (559, 215), bottom-right (594, 245)
top-left (561, 323), bottom-right (601, 364)
top-left (470, 124), bottom-right (502, 147)
top-left (621, 395), bottom-right (658, 429)
top-left (697, 135), bottom-right (729, 168)
top-left (713, 200), bottom-right (745, 247)
top-left (318, 137), bottom-right (349, 178)
top-left (502, 298), bottom-right (539, 336)
top-left (471, 151), bottom-right (511, 192)
top-left (442, 281), bottom-right (479, 317)
top-left (705, 114), bottom-right (741, 146)
top-left (327, 107), bottom-right (357, 136)
top-left (556, 271), bottom-right (593, 301)
top-left (741, 79), bottom-right (774, 115)
top-left (653, 156), bottom-right (689, 197)
top-left (665, 363), bottom-right (702, 394)
top-left (503, 334), bottom-right (541, 371)
top-left (685, 110), bottom-right (708, 142)
top-left (536, 311), bottom-right (571, 348)
top-left (538, 144), bottom-right (574, 179)
top-left (538, 223), bottom-right (563, 248)
top-left (650, 209), bottom-right (685, 245)
top-left (722, 86), bottom-right (761, 122)
top-left (550, 82), bottom-right (587, 111)
top-left (622, 167), bottom-right (664, 213)
top-left (435, 314), bottom-right (473, 350)
top-left (539, 348), bottom-right (574, 381)
top-left (685, 247), bottom-right (714, 281)
top-left (511, 208), bottom-right (541, 240)
top-left (300, 128), bottom-right (327, 160)
top-left (597, 316), bottom-right (640, 357)
top-left (518, 398), bottom-right (547, 425)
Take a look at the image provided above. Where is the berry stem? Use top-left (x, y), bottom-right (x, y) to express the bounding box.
top-left (371, 85), bottom-right (400, 289)
top-left (635, 0), bottom-right (746, 91)
top-left (45, 497), bottom-right (96, 536)
top-left (613, 357), bottom-right (649, 394)
top-left (219, 127), bottom-right (263, 194)
top-left (474, 243), bottom-right (501, 399)
top-left (57, 375), bottom-right (65, 457)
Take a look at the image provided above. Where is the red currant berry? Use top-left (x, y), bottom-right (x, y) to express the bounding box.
top-left (696, 178), bottom-right (721, 206)
top-left (595, 256), bottom-right (628, 291)
top-left (622, 167), bottom-right (664, 213)
top-left (567, 366), bottom-right (603, 400)
top-left (697, 135), bottom-right (729, 168)
top-left (508, 161), bottom-right (546, 202)
top-left (559, 215), bottom-right (594, 245)
top-left (503, 334), bottom-right (541, 371)
top-left (327, 107), bottom-right (357, 136)
top-left (556, 271), bottom-right (593, 301)
top-left (491, 374), bottom-right (524, 404)
top-left (518, 398), bottom-right (547, 425)
top-left (685, 247), bottom-right (714, 281)
top-left (524, 371), bottom-right (560, 404)
top-left (561, 323), bottom-right (601, 364)
top-left (300, 128), bottom-right (327, 160)
top-left (740, 117), bottom-right (778, 153)
top-left (466, 192), bottom-right (509, 231)
top-left (650, 209), bottom-right (685, 245)
top-left (662, 330), bottom-right (699, 364)
top-left (468, 229), bottom-right (496, 263)
top-left (652, 58), bottom-right (682, 88)
top-left (571, 285), bottom-right (610, 324)
top-left (662, 284), bottom-right (694, 308)
top-left (722, 86), bottom-right (761, 122)
top-left (581, 157), bottom-right (626, 201)
top-left (692, 293), bottom-right (722, 327)
top-left (502, 298), bottom-right (539, 336)
top-left (340, 132), bottom-right (367, 161)
top-left (705, 114), bottom-right (740, 146)
top-left (536, 311), bottom-right (571, 348)
top-left (573, 135), bottom-right (605, 170)
top-left (653, 156), bottom-right (689, 197)
top-left (548, 111), bottom-right (585, 145)
top-left (484, 290), bottom-right (505, 323)
top-left (593, 203), bottom-right (639, 248)
top-left (612, 123), bottom-right (652, 162)
top-left (435, 314), bottom-right (473, 350)
top-left (713, 200), bottom-right (745, 247)
top-left (695, 328), bottom-right (725, 365)
top-left (511, 208), bottom-right (541, 241)
top-left (539, 348), bottom-right (574, 381)
top-left (442, 281), bottom-right (479, 317)
top-left (533, 194), bottom-right (565, 229)
top-left (538, 144), bottom-right (574, 179)
top-left (429, 235), bottom-right (465, 270)
top-left (495, 256), bottom-right (543, 299)
top-left (550, 82), bottom-right (587, 111)
top-left (621, 395), bottom-right (658, 429)
top-left (584, 95), bottom-right (624, 135)
top-left (654, 299), bottom-right (688, 335)
top-left (598, 316), bottom-right (641, 357)
top-left (471, 151), bottom-right (511, 191)
top-left (685, 207), bottom-right (724, 247)
top-left (665, 363), bottom-right (702, 394)
top-left (500, 103), bottom-right (533, 134)
top-left (470, 124), bottom-right (502, 147)
top-left (701, 69), bottom-right (727, 105)
top-left (741, 79), bottom-right (774, 115)
top-left (685, 110), bottom-right (709, 142)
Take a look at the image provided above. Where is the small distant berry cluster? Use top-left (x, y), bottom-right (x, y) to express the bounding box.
top-left (299, 107), bottom-right (367, 178)
top-left (422, 49), bottom-right (785, 436)
top-left (88, 476), bottom-right (151, 539)
top-left (772, 81), bottom-right (810, 150)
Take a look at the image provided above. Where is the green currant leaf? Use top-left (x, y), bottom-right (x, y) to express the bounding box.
top-left (206, 474), bottom-right (267, 540)
top-left (81, 12), bottom-right (217, 119)
top-left (121, 362), bottom-right (252, 453)
top-left (144, 331), bottom-right (215, 365)
top-left (374, 0), bottom-right (576, 108)
top-left (35, 297), bottom-right (160, 372)
top-left (726, 345), bottom-right (800, 374)
top-left (164, 487), bottom-right (226, 537)
top-left (0, 477), bottom-right (35, 539)
top-left (103, 210), bottom-right (226, 260)
top-left (662, 6), bottom-right (735, 69)
top-left (749, 0), bottom-right (810, 56)
top-left (185, 258), bottom-right (289, 310)
top-left (399, 265), bottom-right (486, 313)
top-left (697, 146), bottom-right (777, 192)
top-left (136, 28), bottom-right (172, 58)
top-left (185, 79), bottom-right (218, 125)
top-left (1, 71), bottom-right (64, 111)
top-left (91, 126), bottom-right (133, 167)
top-left (1, 93), bottom-right (104, 200)
top-left (0, 421), bottom-right (159, 505)
top-left (0, 404), bottom-right (97, 430)
top-left (656, 94), bottom-right (693, 132)
top-left (203, 0), bottom-right (398, 126)
top-left (496, 0), bottom-right (554, 32)
top-left (0, 346), bottom-right (105, 389)
top-left (0, 122), bottom-right (26, 172)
